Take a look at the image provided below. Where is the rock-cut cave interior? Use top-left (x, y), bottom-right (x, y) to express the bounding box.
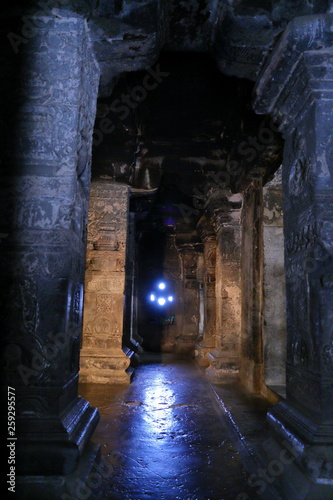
top-left (1, 1), bottom-right (333, 499)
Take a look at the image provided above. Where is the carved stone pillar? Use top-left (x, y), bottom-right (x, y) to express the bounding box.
top-left (177, 243), bottom-right (202, 354)
top-left (240, 178), bottom-right (265, 395)
top-left (195, 218), bottom-right (217, 366)
top-left (206, 193), bottom-right (242, 383)
top-left (254, 14), bottom-right (333, 496)
top-left (80, 181), bottom-right (131, 384)
top-left (0, 14), bottom-right (101, 497)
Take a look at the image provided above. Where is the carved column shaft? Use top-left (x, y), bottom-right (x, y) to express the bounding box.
top-left (177, 244), bottom-right (202, 353)
top-left (80, 181), bottom-right (131, 384)
top-left (123, 211), bottom-right (142, 366)
top-left (206, 195), bottom-right (242, 383)
top-left (239, 181), bottom-right (264, 392)
top-left (0, 14), bottom-right (100, 481)
top-left (195, 217), bottom-right (217, 364)
top-left (254, 13), bottom-right (333, 490)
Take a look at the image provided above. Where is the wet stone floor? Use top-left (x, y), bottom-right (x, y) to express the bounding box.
top-left (79, 354), bottom-right (257, 500)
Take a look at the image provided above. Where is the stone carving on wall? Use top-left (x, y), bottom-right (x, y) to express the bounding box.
top-left (286, 222), bottom-right (317, 255)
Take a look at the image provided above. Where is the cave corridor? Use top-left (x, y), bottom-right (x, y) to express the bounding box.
top-left (1, 2), bottom-right (333, 499)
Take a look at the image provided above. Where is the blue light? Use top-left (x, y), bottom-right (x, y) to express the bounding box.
top-left (158, 298), bottom-right (166, 306)
top-left (150, 294), bottom-right (155, 301)
top-left (168, 296), bottom-right (173, 302)
top-left (158, 282), bottom-right (166, 290)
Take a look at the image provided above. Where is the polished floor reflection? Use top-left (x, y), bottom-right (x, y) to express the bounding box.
top-left (79, 354), bottom-right (258, 500)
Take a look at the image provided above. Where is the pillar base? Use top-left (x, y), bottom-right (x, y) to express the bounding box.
top-left (264, 402), bottom-right (333, 498)
top-left (123, 345), bottom-right (140, 368)
top-left (194, 342), bottom-right (215, 367)
top-left (16, 395), bottom-right (100, 476)
top-left (16, 442), bottom-right (101, 500)
top-left (205, 349), bottom-right (239, 384)
top-left (174, 333), bottom-right (197, 355)
top-left (79, 348), bottom-right (131, 384)
top-left (257, 431), bottom-right (333, 500)
top-left (268, 401), bottom-right (333, 445)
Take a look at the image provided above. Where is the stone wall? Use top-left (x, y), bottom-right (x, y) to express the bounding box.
top-left (80, 181), bottom-right (131, 384)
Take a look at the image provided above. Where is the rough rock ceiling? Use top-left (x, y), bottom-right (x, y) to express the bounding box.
top-left (4, 0), bottom-right (330, 236)
top-left (6, 1), bottom-right (330, 93)
top-left (92, 51), bottom-right (283, 236)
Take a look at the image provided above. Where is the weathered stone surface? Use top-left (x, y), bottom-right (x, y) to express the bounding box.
top-left (253, 12), bottom-right (333, 495)
top-left (176, 244), bottom-right (201, 354)
top-left (206, 192), bottom-right (242, 383)
top-left (80, 181), bottom-right (131, 384)
top-left (262, 167), bottom-right (286, 389)
top-left (239, 181), bottom-right (263, 393)
top-left (194, 217), bottom-right (217, 366)
top-left (0, 13), bottom-right (101, 489)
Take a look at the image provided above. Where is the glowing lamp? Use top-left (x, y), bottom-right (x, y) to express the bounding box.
top-left (158, 298), bottom-right (166, 306)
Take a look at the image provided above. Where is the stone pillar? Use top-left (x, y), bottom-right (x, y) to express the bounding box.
top-left (123, 212), bottom-right (142, 368)
top-left (206, 194), bottom-right (242, 383)
top-left (160, 234), bottom-right (181, 352)
top-left (0, 13), bottom-right (101, 497)
top-left (177, 243), bottom-right (202, 354)
top-left (197, 254), bottom-right (205, 338)
top-left (80, 181), bottom-right (131, 384)
top-left (254, 14), bottom-right (333, 496)
top-left (239, 180), bottom-right (264, 393)
top-left (262, 167), bottom-right (287, 393)
top-left (195, 218), bottom-right (217, 366)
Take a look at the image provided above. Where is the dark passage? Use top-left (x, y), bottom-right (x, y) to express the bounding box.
top-left (79, 355), bottom-right (257, 500)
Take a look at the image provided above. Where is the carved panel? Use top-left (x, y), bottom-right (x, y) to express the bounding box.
top-left (85, 275), bottom-right (125, 293)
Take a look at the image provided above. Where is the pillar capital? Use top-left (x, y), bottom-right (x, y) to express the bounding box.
top-left (253, 13), bottom-right (333, 134)
top-left (196, 215), bottom-right (216, 242)
top-left (211, 193), bottom-right (243, 234)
